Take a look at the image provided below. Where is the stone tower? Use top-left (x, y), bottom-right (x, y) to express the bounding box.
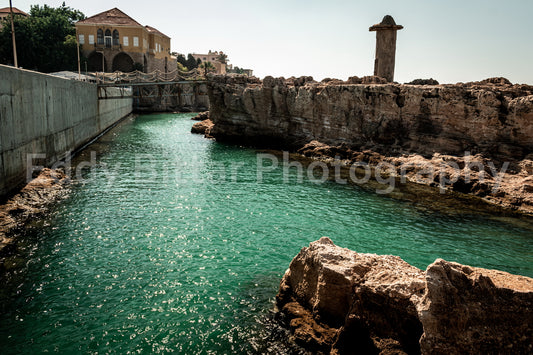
top-left (369, 15), bottom-right (403, 82)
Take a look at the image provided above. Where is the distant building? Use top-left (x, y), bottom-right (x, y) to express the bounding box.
top-left (0, 7), bottom-right (29, 29)
top-left (227, 64), bottom-right (253, 77)
top-left (75, 8), bottom-right (176, 73)
top-left (191, 50), bottom-right (227, 74)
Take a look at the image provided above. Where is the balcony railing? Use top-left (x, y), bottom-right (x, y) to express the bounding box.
top-left (94, 43), bottom-right (122, 51)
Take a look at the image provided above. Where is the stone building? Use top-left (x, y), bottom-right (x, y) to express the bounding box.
top-left (0, 7), bottom-right (29, 29)
top-left (191, 50), bottom-right (227, 74)
top-left (75, 8), bottom-right (176, 73)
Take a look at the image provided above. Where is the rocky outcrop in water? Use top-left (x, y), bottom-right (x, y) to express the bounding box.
top-left (191, 111), bottom-right (210, 121)
top-left (297, 140), bottom-right (533, 215)
top-left (207, 75), bottom-right (533, 215)
top-left (277, 238), bottom-right (533, 354)
top-left (191, 119), bottom-right (214, 135)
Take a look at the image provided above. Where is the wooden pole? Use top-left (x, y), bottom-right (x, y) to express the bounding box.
top-left (9, 0), bottom-right (18, 68)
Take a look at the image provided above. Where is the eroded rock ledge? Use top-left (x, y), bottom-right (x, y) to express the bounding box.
top-left (276, 237), bottom-right (533, 354)
top-left (0, 169), bottom-right (69, 261)
top-left (207, 75), bottom-right (533, 215)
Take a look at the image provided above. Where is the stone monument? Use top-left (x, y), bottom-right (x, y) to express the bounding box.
top-left (369, 15), bottom-right (403, 82)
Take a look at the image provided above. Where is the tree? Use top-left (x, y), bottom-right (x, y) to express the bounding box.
top-left (176, 61), bottom-right (187, 72)
top-left (0, 3), bottom-right (85, 72)
top-left (177, 54), bottom-right (187, 68)
top-left (185, 54), bottom-right (198, 70)
top-left (217, 53), bottom-right (228, 64)
top-left (232, 66), bottom-right (245, 74)
top-left (199, 61), bottom-right (215, 76)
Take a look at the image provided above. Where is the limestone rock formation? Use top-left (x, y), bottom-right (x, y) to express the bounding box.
top-left (407, 78), bottom-right (439, 85)
top-left (208, 74), bottom-right (533, 160)
top-left (207, 75), bottom-right (533, 214)
top-left (191, 119), bottom-right (214, 135)
top-left (276, 238), bottom-right (533, 354)
top-left (191, 111), bottom-right (209, 121)
top-left (418, 259), bottom-right (533, 354)
top-left (277, 237), bottom-right (426, 354)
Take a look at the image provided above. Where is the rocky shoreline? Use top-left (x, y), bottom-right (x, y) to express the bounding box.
top-left (0, 169), bottom-right (69, 265)
top-left (276, 238), bottom-right (533, 354)
top-left (297, 140), bottom-right (533, 216)
top-left (205, 74), bottom-right (533, 216)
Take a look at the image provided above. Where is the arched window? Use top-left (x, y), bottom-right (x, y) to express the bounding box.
top-left (97, 28), bottom-right (104, 45)
top-left (112, 29), bottom-right (119, 46)
top-left (104, 29), bottom-right (112, 48)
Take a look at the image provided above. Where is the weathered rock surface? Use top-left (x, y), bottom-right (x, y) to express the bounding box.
top-left (277, 238), bottom-right (533, 354)
top-left (191, 119), bottom-right (214, 135)
top-left (418, 259), bottom-right (533, 354)
top-left (191, 111), bottom-right (209, 121)
top-left (297, 140), bottom-right (533, 215)
top-left (207, 75), bottom-right (533, 215)
top-left (208, 75), bottom-right (533, 161)
top-left (0, 168), bottom-right (69, 257)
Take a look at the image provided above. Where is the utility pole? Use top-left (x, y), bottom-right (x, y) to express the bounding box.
top-left (9, 0), bottom-right (18, 67)
top-left (76, 27), bottom-right (81, 80)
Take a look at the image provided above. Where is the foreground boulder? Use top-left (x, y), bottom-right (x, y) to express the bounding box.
top-left (276, 238), bottom-right (533, 354)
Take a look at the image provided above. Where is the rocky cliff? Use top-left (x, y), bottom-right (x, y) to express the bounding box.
top-left (208, 75), bottom-right (533, 160)
top-left (277, 238), bottom-right (533, 354)
top-left (207, 75), bottom-right (533, 214)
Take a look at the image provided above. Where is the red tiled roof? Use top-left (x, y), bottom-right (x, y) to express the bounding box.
top-left (76, 8), bottom-right (142, 27)
top-left (0, 7), bottom-right (29, 16)
top-left (145, 25), bottom-right (169, 38)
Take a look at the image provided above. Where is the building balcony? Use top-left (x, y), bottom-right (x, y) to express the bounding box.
top-left (94, 43), bottom-right (122, 51)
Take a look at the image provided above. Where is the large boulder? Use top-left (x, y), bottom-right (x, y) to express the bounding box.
top-left (277, 237), bottom-right (426, 354)
top-left (276, 238), bottom-right (533, 354)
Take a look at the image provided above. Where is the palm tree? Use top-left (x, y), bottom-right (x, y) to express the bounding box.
top-left (216, 53), bottom-right (228, 64)
top-left (199, 61), bottom-right (216, 76)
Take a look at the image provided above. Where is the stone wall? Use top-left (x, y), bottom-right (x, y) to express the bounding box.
top-left (0, 65), bottom-right (132, 199)
top-left (133, 82), bottom-right (209, 112)
top-left (207, 75), bottom-right (533, 162)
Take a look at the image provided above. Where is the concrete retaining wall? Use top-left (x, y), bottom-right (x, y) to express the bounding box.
top-left (0, 65), bottom-right (132, 199)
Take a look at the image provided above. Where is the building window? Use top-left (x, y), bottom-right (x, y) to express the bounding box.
top-left (112, 29), bottom-right (119, 46)
top-left (123, 36), bottom-right (129, 46)
top-left (97, 29), bottom-right (103, 45)
top-left (104, 29), bottom-right (112, 48)
top-left (89, 34), bottom-right (95, 45)
top-left (78, 34), bottom-right (85, 44)
top-left (133, 37), bottom-right (139, 47)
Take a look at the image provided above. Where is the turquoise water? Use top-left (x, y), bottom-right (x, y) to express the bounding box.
top-left (1, 113), bottom-right (531, 353)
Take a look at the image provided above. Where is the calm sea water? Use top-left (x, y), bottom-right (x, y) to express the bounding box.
top-left (1, 113), bottom-right (531, 353)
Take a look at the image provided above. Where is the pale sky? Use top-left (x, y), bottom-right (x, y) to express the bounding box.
top-left (6, 0), bottom-right (533, 84)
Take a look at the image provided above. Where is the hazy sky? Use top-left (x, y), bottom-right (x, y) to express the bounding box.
top-left (7, 0), bottom-right (533, 84)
